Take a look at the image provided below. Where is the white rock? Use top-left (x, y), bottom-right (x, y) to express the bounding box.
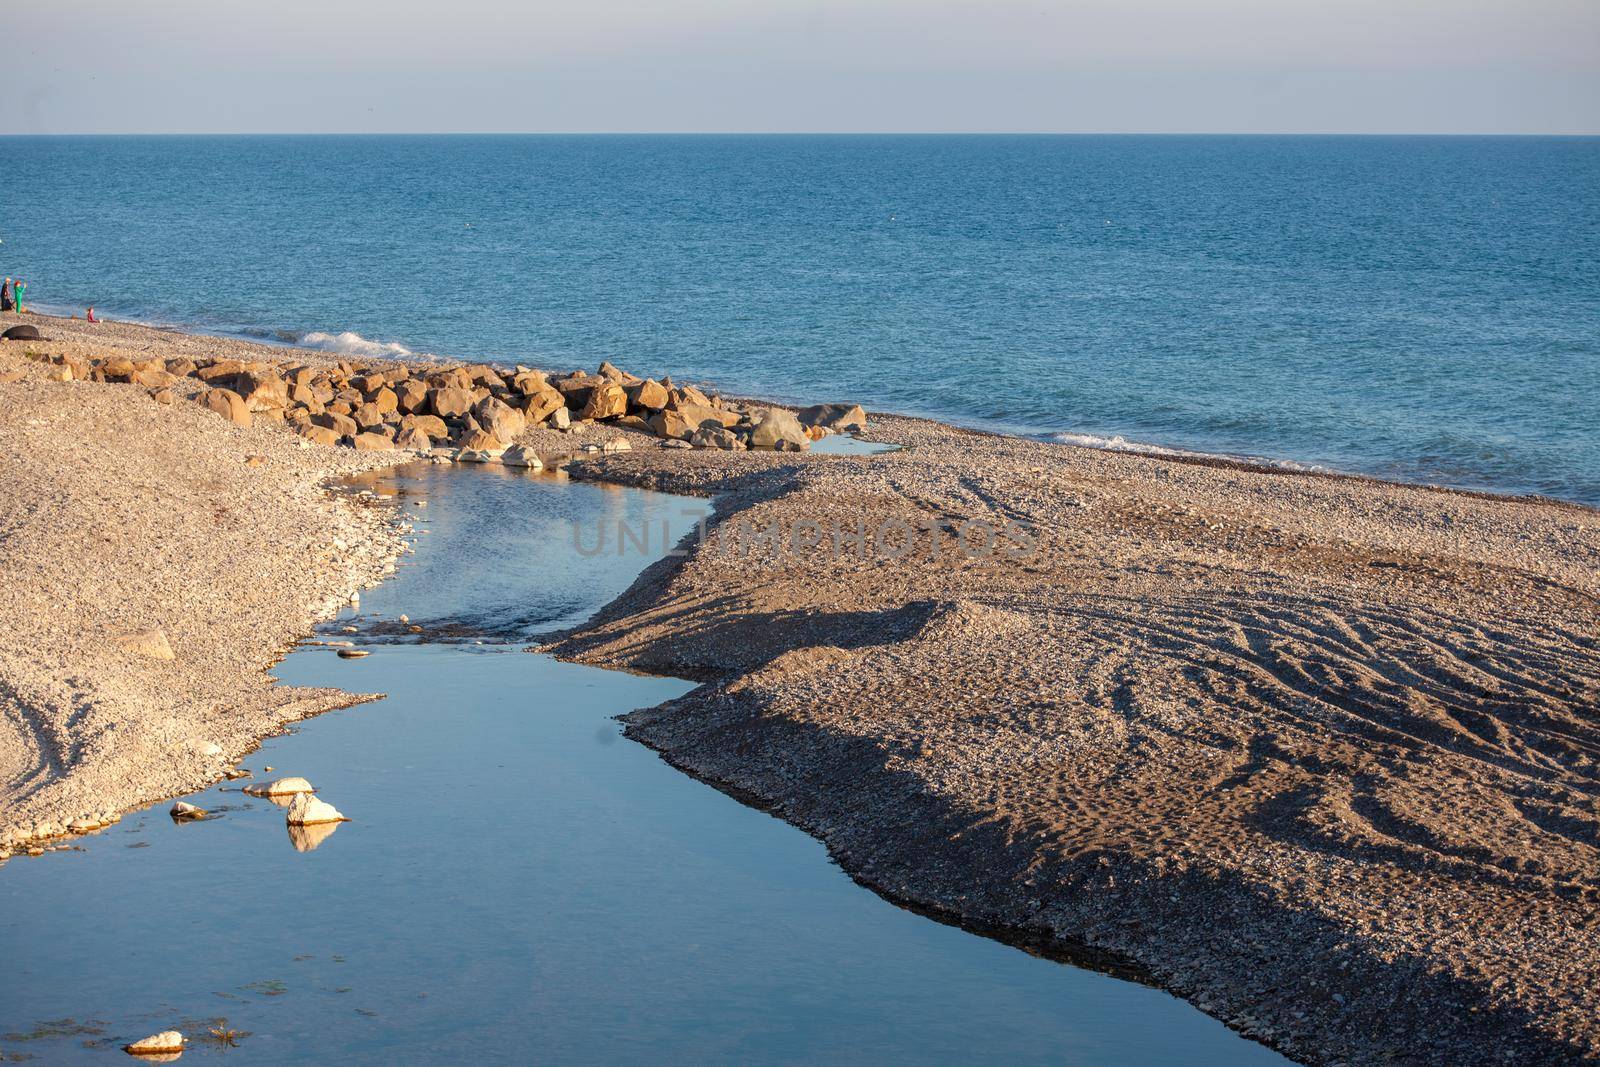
top-left (601, 438), bottom-right (632, 453)
top-left (169, 801), bottom-right (207, 820)
top-left (124, 1030), bottom-right (185, 1055)
top-left (243, 776), bottom-right (315, 797)
top-left (501, 443), bottom-right (543, 469)
top-left (286, 793), bottom-right (347, 825)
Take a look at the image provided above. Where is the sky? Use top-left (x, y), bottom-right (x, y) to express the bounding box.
top-left (2, 0), bottom-right (1597, 134)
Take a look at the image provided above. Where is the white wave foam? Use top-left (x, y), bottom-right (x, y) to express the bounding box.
top-left (298, 330), bottom-right (412, 359)
top-left (1050, 431), bottom-right (1324, 473)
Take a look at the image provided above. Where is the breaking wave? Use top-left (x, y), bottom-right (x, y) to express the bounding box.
top-left (1050, 431), bottom-right (1325, 473)
top-left (297, 330), bottom-right (413, 359)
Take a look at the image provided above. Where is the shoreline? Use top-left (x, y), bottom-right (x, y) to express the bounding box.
top-left (3, 311), bottom-right (1598, 1064)
top-left (28, 305), bottom-right (1594, 512)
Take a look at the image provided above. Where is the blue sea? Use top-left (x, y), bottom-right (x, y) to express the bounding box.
top-left (2, 135), bottom-right (1596, 504)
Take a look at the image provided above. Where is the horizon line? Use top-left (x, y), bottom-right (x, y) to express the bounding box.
top-left (3, 130), bottom-right (1598, 138)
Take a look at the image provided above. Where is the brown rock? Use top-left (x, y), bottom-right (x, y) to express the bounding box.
top-left (521, 384), bottom-right (566, 425)
top-left (297, 423), bottom-right (341, 446)
top-left (352, 431), bottom-right (395, 451)
top-left (231, 369), bottom-right (289, 412)
top-left (797, 403), bottom-right (868, 433)
top-left (579, 382), bottom-right (629, 421)
top-left (748, 408), bottom-right (810, 451)
top-left (314, 411), bottom-right (359, 438)
top-left (457, 428), bottom-right (503, 451)
top-left (430, 386), bottom-right (475, 419)
top-left (353, 402), bottom-right (386, 430)
top-left (165, 357), bottom-right (197, 377)
top-left (626, 378), bottom-right (670, 412)
top-left (149, 388), bottom-right (176, 405)
top-left (100, 357), bottom-right (137, 383)
top-left (474, 396), bottom-right (526, 442)
top-left (369, 385), bottom-right (399, 414)
top-left (396, 379), bottom-right (429, 413)
top-left (511, 370), bottom-right (549, 395)
top-left (401, 413), bottom-right (449, 438)
top-left (200, 388), bottom-right (252, 427)
top-left (394, 426), bottom-right (433, 450)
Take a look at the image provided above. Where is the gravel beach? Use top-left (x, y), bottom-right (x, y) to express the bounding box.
top-left (3, 312), bottom-right (1597, 1065)
top-left (0, 314), bottom-right (412, 850)
top-left (547, 418), bottom-right (1600, 1065)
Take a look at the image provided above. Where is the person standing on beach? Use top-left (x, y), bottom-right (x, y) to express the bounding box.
top-left (11, 279), bottom-right (24, 314)
top-left (1, 278), bottom-right (12, 313)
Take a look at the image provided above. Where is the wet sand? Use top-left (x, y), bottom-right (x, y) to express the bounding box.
top-left (3, 312), bottom-right (1598, 1064)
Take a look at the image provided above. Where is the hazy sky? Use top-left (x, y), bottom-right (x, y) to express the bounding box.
top-left (4, 0), bottom-right (1597, 134)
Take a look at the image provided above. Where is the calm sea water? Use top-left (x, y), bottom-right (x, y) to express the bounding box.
top-left (0, 467), bottom-right (1290, 1064)
top-left (2, 134), bottom-right (1597, 503)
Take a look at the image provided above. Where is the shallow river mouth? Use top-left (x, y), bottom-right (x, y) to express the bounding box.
top-left (0, 463), bottom-right (1293, 1065)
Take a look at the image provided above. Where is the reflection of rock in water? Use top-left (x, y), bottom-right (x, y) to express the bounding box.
top-left (287, 820), bottom-right (341, 852)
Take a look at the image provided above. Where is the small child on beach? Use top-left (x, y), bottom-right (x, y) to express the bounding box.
top-left (86, 307), bottom-right (97, 323)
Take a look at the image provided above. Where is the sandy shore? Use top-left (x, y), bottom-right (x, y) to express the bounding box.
top-left (3, 312), bottom-right (1598, 1064)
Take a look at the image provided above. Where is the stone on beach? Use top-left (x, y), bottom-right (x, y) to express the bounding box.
top-left (169, 801), bottom-right (207, 820)
top-left (748, 408), bottom-right (810, 451)
top-left (579, 382), bottom-right (629, 420)
top-left (123, 1030), bottom-right (185, 1056)
top-left (352, 432), bottom-right (395, 451)
top-left (337, 647), bottom-right (370, 658)
top-left (429, 386), bottom-right (475, 419)
top-left (501, 443), bottom-right (544, 469)
top-left (199, 387), bottom-right (252, 427)
top-left (797, 403), bottom-right (868, 433)
top-left (114, 627), bottom-right (176, 660)
top-left (286, 793), bottom-right (347, 825)
top-left (243, 776), bottom-right (315, 797)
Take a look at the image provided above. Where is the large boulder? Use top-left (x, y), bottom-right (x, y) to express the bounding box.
top-left (352, 432), bottom-right (395, 451)
top-left (579, 382), bottom-right (629, 421)
top-left (501, 443), bottom-right (543, 469)
top-left (626, 378), bottom-right (669, 412)
top-left (351, 402), bottom-right (385, 429)
top-left (689, 426), bottom-right (745, 451)
top-left (315, 410), bottom-right (359, 438)
top-left (474, 396), bottom-right (526, 442)
top-left (297, 423), bottom-right (341, 446)
top-left (369, 385), bottom-right (399, 415)
top-left (797, 403), bottom-right (868, 433)
top-left (231, 369), bottom-right (289, 412)
top-left (673, 401), bottom-right (740, 431)
top-left (199, 388), bottom-right (251, 427)
top-left (400, 413), bottom-right (448, 438)
top-left (748, 408), bottom-right (810, 451)
top-left (511, 370), bottom-right (549, 395)
top-left (521, 384), bottom-right (566, 425)
top-left (394, 426), bottom-right (433, 450)
top-left (429, 386), bottom-right (475, 419)
top-left (1, 324), bottom-right (43, 342)
top-left (456, 428), bottom-right (504, 452)
top-left (396, 379), bottom-right (430, 414)
top-left (646, 409), bottom-right (696, 441)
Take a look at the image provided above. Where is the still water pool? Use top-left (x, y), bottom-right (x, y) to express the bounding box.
top-left (0, 465), bottom-right (1291, 1065)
